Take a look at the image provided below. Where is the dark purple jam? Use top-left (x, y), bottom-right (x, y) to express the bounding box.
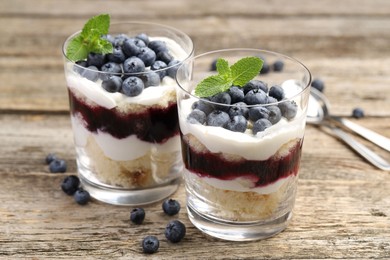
top-left (68, 89), bottom-right (179, 143)
top-left (181, 134), bottom-right (302, 187)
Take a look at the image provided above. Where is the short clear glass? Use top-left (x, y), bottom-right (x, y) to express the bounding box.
top-left (62, 22), bottom-right (194, 205)
top-left (176, 49), bottom-right (311, 240)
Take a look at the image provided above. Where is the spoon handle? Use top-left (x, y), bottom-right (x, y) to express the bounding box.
top-left (326, 125), bottom-right (390, 171)
top-left (331, 116), bottom-right (390, 153)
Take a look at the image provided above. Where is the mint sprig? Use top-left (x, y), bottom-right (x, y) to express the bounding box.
top-left (195, 57), bottom-right (263, 97)
top-left (66, 14), bottom-right (113, 62)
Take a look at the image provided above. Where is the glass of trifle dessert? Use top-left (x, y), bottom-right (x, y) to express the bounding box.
top-left (175, 49), bottom-right (311, 240)
top-left (62, 14), bottom-right (193, 205)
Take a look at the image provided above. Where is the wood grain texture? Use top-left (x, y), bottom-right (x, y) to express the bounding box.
top-left (1, 0), bottom-right (390, 258)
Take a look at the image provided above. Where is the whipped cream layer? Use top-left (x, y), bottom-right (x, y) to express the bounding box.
top-left (179, 81), bottom-right (306, 161)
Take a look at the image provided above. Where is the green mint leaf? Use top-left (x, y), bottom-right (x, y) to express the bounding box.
top-left (81, 14), bottom-right (110, 37)
top-left (230, 57), bottom-right (263, 86)
top-left (216, 58), bottom-right (231, 78)
top-left (195, 75), bottom-right (232, 97)
top-left (66, 35), bottom-right (89, 62)
top-left (194, 56), bottom-right (263, 98)
top-left (66, 14), bottom-right (112, 61)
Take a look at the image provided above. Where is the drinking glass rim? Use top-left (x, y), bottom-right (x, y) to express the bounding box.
top-left (175, 48), bottom-right (312, 108)
top-left (61, 21), bottom-right (195, 77)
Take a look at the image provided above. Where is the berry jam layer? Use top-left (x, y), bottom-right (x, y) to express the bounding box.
top-left (181, 134), bottom-right (302, 187)
top-left (68, 89), bottom-right (179, 143)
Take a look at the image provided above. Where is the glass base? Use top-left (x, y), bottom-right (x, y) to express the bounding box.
top-left (187, 205), bottom-right (292, 241)
top-left (79, 174), bottom-right (181, 206)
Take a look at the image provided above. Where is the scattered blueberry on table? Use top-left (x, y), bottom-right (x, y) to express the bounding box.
top-left (352, 107), bottom-right (365, 119)
top-left (162, 199), bottom-right (181, 216)
top-left (49, 159), bottom-right (67, 173)
top-left (74, 188), bottom-right (91, 205)
top-left (165, 220), bottom-right (186, 243)
top-left (142, 235), bottom-right (160, 254)
top-left (311, 78), bottom-right (325, 92)
top-left (130, 208), bottom-right (146, 224)
top-left (273, 60), bottom-right (284, 72)
top-left (61, 175), bottom-right (80, 195)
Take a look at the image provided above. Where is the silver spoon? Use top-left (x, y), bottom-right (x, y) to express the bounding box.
top-left (307, 88), bottom-right (390, 171)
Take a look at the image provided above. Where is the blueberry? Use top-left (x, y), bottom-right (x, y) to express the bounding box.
top-left (87, 52), bottom-right (106, 68)
top-left (165, 220), bottom-right (186, 243)
top-left (122, 38), bottom-right (146, 56)
top-left (267, 96), bottom-right (278, 104)
top-left (273, 60), bottom-right (284, 72)
top-left (211, 92), bottom-right (232, 109)
top-left (136, 33), bottom-right (149, 45)
top-left (122, 77), bottom-right (144, 97)
top-left (243, 80), bottom-right (268, 94)
top-left (157, 51), bottom-right (174, 64)
top-left (151, 60), bottom-right (168, 79)
top-left (192, 100), bottom-right (214, 115)
top-left (253, 118), bottom-right (272, 134)
top-left (148, 40), bottom-right (168, 54)
top-left (45, 153), bottom-right (57, 164)
top-left (142, 236), bottom-right (159, 254)
top-left (107, 45), bottom-right (126, 63)
top-left (269, 85), bottom-right (285, 101)
top-left (267, 105), bottom-right (282, 124)
top-left (187, 109), bottom-right (206, 124)
top-left (228, 102), bottom-right (249, 119)
top-left (74, 60), bottom-right (87, 74)
top-left (141, 71), bottom-right (161, 87)
top-left (311, 78), bottom-right (325, 92)
top-left (260, 61), bottom-right (270, 74)
top-left (113, 33), bottom-right (130, 47)
top-left (74, 188), bottom-right (90, 205)
top-left (228, 86), bottom-right (245, 103)
top-left (167, 60), bottom-right (180, 78)
top-left (61, 175), bottom-right (80, 195)
top-left (130, 208), bottom-right (146, 224)
top-left (100, 62), bottom-right (122, 76)
top-left (278, 101), bottom-right (298, 120)
top-left (123, 57), bottom-right (145, 74)
top-left (102, 76), bottom-right (122, 93)
top-left (206, 110), bottom-right (230, 127)
top-left (244, 89), bottom-right (268, 105)
top-left (81, 66), bottom-right (99, 82)
top-left (352, 107), bottom-right (365, 119)
top-left (224, 115), bottom-right (247, 132)
top-left (137, 47), bottom-right (156, 67)
top-left (162, 199), bottom-right (181, 216)
top-left (248, 106), bottom-right (269, 121)
top-left (49, 159), bottom-right (67, 173)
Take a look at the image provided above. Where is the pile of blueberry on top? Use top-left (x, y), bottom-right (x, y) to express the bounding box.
top-left (73, 33), bottom-right (180, 97)
top-left (187, 79), bottom-right (299, 135)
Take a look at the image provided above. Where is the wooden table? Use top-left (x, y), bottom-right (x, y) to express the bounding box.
top-left (1, 0), bottom-right (389, 258)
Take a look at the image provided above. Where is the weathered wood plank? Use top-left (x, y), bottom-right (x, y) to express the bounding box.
top-left (1, 0), bottom-right (390, 17)
top-left (1, 16), bottom-right (390, 57)
top-left (0, 174), bottom-right (388, 258)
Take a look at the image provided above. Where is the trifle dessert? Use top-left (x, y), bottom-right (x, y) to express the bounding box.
top-left (175, 49), bottom-right (311, 240)
top-left (62, 15), bottom-right (193, 205)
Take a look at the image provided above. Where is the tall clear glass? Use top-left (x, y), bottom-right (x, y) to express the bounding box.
top-left (176, 49), bottom-right (311, 240)
top-left (62, 22), bottom-right (194, 205)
